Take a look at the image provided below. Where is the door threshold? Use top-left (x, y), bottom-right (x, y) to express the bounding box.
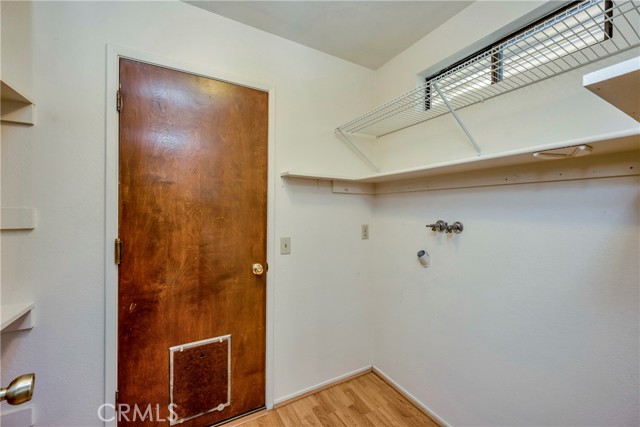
top-left (213, 407), bottom-right (268, 427)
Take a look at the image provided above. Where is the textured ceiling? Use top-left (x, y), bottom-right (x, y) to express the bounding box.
top-left (185, 1), bottom-right (473, 69)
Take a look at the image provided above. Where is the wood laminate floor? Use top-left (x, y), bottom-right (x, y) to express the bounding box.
top-left (240, 372), bottom-right (439, 427)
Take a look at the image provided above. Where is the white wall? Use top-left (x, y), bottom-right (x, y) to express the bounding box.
top-left (372, 177), bottom-right (639, 426)
top-left (370, 1), bottom-right (640, 426)
top-left (1, 1), bottom-right (375, 425)
top-left (2, 1), bottom-right (638, 426)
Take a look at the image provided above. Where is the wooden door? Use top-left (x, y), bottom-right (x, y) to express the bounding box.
top-left (117, 58), bottom-right (268, 427)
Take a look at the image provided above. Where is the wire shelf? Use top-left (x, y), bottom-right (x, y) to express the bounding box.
top-left (336, 0), bottom-right (640, 139)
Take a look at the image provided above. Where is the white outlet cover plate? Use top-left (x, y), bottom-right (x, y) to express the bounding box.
top-left (280, 237), bottom-right (291, 254)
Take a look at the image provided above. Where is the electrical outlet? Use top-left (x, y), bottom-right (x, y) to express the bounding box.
top-left (280, 237), bottom-right (291, 255)
top-left (361, 224), bottom-right (369, 240)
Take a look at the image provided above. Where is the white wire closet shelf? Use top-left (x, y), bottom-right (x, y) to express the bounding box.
top-left (336, 0), bottom-right (640, 139)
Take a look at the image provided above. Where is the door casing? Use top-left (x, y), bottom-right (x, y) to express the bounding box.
top-left (104, 44), bottom-right (276, 427)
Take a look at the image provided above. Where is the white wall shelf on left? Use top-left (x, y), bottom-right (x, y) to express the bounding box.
top-left (1, 80), bottom-right (35, 125)
top-left (1, 302), bottom-right (35, 332)
top-left (0, 406), bottom-right (33, 427)
top-left (1, 207), bottom-right (37, 230)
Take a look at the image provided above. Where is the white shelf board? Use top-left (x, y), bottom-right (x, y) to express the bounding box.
top-left (584, 56), bottom-right (640, 121)
top-left (1, 80), bottom-right (35, 125)
top-left (1, 80), bottom-right (32, 104)
top-left (1, 207), bottom-right (36, 230)
top-left (1, 302), bottom-right (35, 332)
top-left (282, 130), bottom-right (640, 186)
top-left (0, 406), bottom-right (33, 427)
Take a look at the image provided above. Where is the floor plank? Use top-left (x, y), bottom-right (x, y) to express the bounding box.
top-left (240, 373), bottom-right (439, 427)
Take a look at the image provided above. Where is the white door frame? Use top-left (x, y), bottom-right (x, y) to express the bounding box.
top-left (104, 44), bottom-right (276, 426)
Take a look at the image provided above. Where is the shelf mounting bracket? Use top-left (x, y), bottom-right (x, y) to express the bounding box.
top-left (336, 129), bottom-right (380, 171)
top-left (432, 82), bottom-right (482, 155)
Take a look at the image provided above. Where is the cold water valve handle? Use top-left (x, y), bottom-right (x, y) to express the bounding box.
top-left (426, 220), bottom-right (448, 232)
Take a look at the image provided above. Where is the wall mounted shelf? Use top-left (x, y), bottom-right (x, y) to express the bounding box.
top-left (1, 80), bottom-right (35, 126)
top-left (291, 3), bottom-right (640, 193)
top-left (1, 302), bottom-right (35, 332)
top-left (584, 56), bottom-right (640, 120)
top-left (0, 406), bottom-right (33, 427)
top-left (1, 207), bottom-right (37, 230)
top-left (282, 131), bottom-right (639, 194)
top-left (332, 0), bottom-right (639, 171)
top-left (336, 0), bottom-right (639, 142)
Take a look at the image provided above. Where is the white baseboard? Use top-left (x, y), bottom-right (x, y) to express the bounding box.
top-left (0, 406), bottom-right (33, 427)
top-left (274, 365), bottom-right (372, 406)
top-left (372, 366), bottom-right (450, 427)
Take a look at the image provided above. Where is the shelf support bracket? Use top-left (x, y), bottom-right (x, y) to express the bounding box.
top-left (336, 129), bottom-right (379, 171)
top-left (432, 82), bottom-right (482, 155)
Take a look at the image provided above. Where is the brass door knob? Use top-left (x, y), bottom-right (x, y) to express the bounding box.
top-left (252, 263), bottom-right (264, 275)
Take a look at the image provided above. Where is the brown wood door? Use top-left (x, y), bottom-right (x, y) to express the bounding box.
top-left (117, 58), bottom-right (268, 427)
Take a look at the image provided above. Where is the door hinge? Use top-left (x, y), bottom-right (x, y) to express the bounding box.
top-left (115, 390), bottom-right (119, 407)
top-left (116, 90), bottom-right (122, 112)
top-left (115, 238), bottom-right (122, 265)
